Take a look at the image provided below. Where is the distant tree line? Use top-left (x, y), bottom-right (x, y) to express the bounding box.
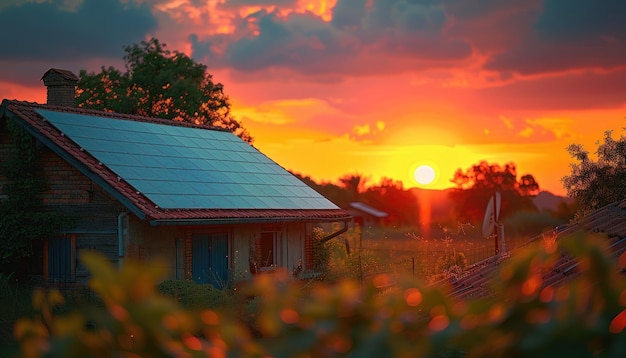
top-left (294, 160), bottom-right (577, 234)
top-left (292, 172), bottom-right (419, 227)
top-left (449, 161), bottom-right (540, 223)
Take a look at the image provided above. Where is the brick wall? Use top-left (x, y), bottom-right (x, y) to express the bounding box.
top-left (46, 86), bottom-right (76, 107)
top-left (1, 123), bottom-right (126, 284)
top-left (39, 148), bottom-right (93, 205)
top-left (0, 124), bottom-right (10, 197)
top-left (0, 125), bottom-right (92, 204)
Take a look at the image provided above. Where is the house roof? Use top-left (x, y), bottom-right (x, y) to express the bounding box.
top-left (435, 199), bottom-right (626, 301)
top-left (0, 100), bottom-right (351, 224)
top-left (348, 202), bottom-right (388, 218)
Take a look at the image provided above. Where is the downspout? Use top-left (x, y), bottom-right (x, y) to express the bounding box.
top-left (117, 212), bottom-right (129, 263)
top-left (320, 220), bottom-right (349, 243)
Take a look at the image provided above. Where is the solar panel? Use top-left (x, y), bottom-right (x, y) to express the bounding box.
top-left (37, 109), bottom-right (338, 210)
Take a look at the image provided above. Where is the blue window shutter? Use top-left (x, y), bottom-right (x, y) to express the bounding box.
top-left (192, 233), bottom-right (229, 287)
top-left (192, 235), bottom-right (210, 284)
top-left (209, 233), bottom-right (229, 288)
top-left (48, 237), bottom-right (72, 282)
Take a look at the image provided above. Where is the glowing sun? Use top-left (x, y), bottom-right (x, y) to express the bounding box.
top-left (414, 165), bottom-right (436, 185)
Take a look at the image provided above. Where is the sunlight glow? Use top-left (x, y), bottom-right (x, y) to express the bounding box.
top-left (414, 165), bottom-right (436, 185)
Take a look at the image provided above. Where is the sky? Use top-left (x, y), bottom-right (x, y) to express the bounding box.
top-left (1, 0), bottom-right (625, 196)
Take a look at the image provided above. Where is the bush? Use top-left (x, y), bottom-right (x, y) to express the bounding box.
top-left (12, 234), bottom-right (626, 357)
top-left (157, 279), bottom-right (231, 310)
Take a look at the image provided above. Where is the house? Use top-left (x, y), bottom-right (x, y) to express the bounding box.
top-left (346, 202), bottom-right (388, 228)
top-left (0, 69), bottom-right (351, 288)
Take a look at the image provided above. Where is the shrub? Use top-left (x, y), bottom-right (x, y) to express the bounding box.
top-left (157, 279), bottom-right (231, 310)
top-left (435, 250), bottom-right (468, 275)
top-left (12, 234), bottom-right (626, 357)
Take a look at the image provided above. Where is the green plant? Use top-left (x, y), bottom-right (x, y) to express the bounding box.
top-left (157, 279), bottom-right (232, 310)
top-left (0, 273), bottom-right (34, 321)
top-left (434, 249), bottom-right (468, 275)
top-left (0, 119), bottom-right (75, 264)
top-left (13, 233), bottom-right (626, 357)
top-left (310, 226), bottom-right (332, 274)
top-left (563, 130), bottom-right (626, 218)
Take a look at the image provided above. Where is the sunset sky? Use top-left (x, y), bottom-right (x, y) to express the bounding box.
top-left (1, 0), bottom-right (625, 196)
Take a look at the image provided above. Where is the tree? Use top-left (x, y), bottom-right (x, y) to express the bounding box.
top-left (562, 130), bottom-right (626, 217)
top-left (449, 161), bottom-right (539, 223)
top-left (338, 173), bottom-right (369, 202)
top-left (76, 38), bottom-right (252, 143)
top-left (290, 172), bottom-right (352, 208)
top-left (361, 177), bottom-right (420, 227)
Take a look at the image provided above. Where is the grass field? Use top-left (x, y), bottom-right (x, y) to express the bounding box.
top-left (331, 224), bottom-right (536, 283)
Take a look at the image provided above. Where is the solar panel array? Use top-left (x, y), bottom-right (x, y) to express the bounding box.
top-left (37, 109), bottom-right (338, 210)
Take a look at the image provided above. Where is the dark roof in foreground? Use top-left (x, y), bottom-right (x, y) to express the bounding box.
top-left (434, 199), bottom-right (626, 301)
top-left (0, 100), bottom-right (351, 224)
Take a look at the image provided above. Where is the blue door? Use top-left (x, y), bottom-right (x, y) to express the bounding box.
top-left (192, 233), bottom-right (229, 287)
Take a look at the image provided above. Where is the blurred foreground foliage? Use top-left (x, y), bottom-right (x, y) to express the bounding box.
top-left (13, 233), bottom-right (626, 357)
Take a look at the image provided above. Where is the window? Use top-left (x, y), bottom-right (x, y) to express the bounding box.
top-left (45, 235), bottom-right (76, 282)
top-left (256, 231), bottom-right (281, 270)
top-left (259, 232), bottom-right (275, 267)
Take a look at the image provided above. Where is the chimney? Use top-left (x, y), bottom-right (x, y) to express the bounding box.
top-left (41, 68), bottom-right (78, 107)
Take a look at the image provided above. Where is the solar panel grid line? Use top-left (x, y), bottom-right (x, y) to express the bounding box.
top-left (256, 173), bottom-right (274, 185)
top-left (275, 197), bottom-right (300, 208)
top-left (261, 185), bottom-right (281, 197)
top-left (238, 183), bottom-right (260, 196)
top-left (282, 186), bottom-right (305, 197)
top-left (222, 170), bottom-right (243, 183)
top-left (253, 196), bottom-right (280, 208)
top-left (232, 151), bottom-right (251, 162)
top-left (226, 161), bottom-right (245, 173)
top-left (231, 195), bottom-right (258, 208)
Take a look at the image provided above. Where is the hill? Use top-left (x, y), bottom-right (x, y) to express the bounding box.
top-left (532, 190), bottom-right (575, 212)
top-left (409, 188), bottom-right (572, 220)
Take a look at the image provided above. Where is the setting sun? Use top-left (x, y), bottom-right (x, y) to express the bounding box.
top-left (414, 165), bottom-right (436, 185)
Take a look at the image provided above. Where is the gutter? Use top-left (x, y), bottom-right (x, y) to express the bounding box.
top-left (320, 220), bottom-right (349, 243)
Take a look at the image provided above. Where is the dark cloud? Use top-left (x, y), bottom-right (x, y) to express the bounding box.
top-left (441, 0), bottom-right (542, 53)
top-left (331, 0), bottom-right (368, 29)
top-left (191, 0), bottom-right (471, 76)
top-left (477, 68), bottom-right (626, 111)
top-left (485, 0), bottom-right (626, 74)
top-left (0, 0), bottom-right (157, 62)
top-left (221, 0), bottom-right (298, 6)
top-left (535, 0), bottom-right (626, 41)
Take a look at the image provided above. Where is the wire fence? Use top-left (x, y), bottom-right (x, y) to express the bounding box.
top-left (325, 234), bottom-right (532, 283)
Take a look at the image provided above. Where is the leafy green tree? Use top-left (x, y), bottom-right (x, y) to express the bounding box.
top-left (562, 130), bottom-right (626, 217)
top-left (449, 161), bottom-right (539, 223)
top-left (76, 38), bottom-right (252, 143)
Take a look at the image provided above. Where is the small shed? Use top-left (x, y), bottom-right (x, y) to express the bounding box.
top-left (347, 202), bottom-right (388, 228)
